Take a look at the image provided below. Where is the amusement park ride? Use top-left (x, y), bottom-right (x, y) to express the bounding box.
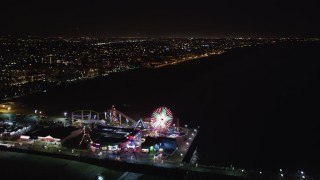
top-left (71, 105), bottom-right (136, 126)
top-left (151, 106), bottom-right (173, 133)
top-left (79, 125), bottom-right (93, 146)
top-left (72, 105), bottom-right (175, 132)
top-left (75, 105), bottom-right (183, 151)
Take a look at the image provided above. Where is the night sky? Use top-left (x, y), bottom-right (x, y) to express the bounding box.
top-left (1, 0), bottom-right (319, 37)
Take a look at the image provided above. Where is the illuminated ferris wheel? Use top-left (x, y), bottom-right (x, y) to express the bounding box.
top-left (151, 106), bottom-right (173, 132)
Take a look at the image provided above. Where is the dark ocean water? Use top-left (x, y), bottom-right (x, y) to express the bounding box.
top-left (16, 42), bottom-right (320, 177)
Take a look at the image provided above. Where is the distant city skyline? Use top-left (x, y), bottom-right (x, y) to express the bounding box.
top-left (1, 0), bottom-right (319, 37)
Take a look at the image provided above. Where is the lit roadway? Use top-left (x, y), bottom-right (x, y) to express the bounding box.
top-left (153, 50), bottom-right (224, 68)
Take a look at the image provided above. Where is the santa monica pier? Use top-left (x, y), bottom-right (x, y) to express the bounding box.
top-left (0, 103), bottom-right (312, 180)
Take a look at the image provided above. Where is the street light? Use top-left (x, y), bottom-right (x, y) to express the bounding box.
top-left (35, 109), bottom-right (37, 114)
top-left (64, 112), bottom-right (67, 117)
top-left (97, 175), bottom-right (104, 180)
